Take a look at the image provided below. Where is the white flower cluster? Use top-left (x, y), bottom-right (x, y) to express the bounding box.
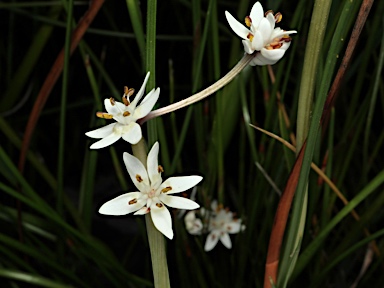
top-left (185, 200), bottom-right (245, 251)
top-left (225, 2), bottom-right (297, 66)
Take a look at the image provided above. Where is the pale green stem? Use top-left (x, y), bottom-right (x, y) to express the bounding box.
top-left (296, 0), bottom-right (332, 152)
top-left (131, 138), bottom-right (170, 288)
top-left (141, 54), bottom-right (254, 123)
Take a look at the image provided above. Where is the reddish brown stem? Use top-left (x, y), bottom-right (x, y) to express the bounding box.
top-left (264, 141), bottom-right (306, 286)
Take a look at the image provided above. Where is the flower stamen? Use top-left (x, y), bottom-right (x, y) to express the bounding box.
top-left (129, 198), bottom-right (137, 205)
top-left (161, 186), bottom-right (172, 193)
top-left (158, 165), bottom-right (164, 173)
top-left (96, 112), bottom-right (114, 119)
top-left (247, 33), bottom-right (254, 42)
top-left (274, 12), bottom-right (282, 23)
top-left (136, 175), bottom-right (143, 182)
top-left (123, 111), bottom-right (131, 117)
top-left (245, 16), bottom-right (252, 27)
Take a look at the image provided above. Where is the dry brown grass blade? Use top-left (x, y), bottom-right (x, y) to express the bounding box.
top-left (18, 0), bottom-right (105, 174)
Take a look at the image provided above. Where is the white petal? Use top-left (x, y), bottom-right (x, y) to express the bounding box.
top-left (99, 192), bottom-right (144, 215)
top-left (89, 132), bottom-right (121, 149)
top-left (242, 40), bottom-right (254, 54)
top-left (252, 30), bottom-right (264, 51)
top-left (266, 13), bottom-right (276, 30)
top-left (104, 98), bottom-right (124, 115)
top-left (226, 221), bottom-right (242, 234)
top-left (279, 41), bottom-right (292, 51)
top-left (160, 195), bottom-right (200, 210)
top-left (220, 232), bottom-right (232, 249)
top-left (134, 206), bottom-right (150, 215)
top-left (133, 88), bottom-right (160, 119)
top-left (147, 142), bottom-right (162, 189)
top-left (250, 2), bottom-right (264, 25)
top-left (271, 28), bottom-right (297, 39)
top-left (123, 151), bottom-right (150, 191)
top-left (250, 53), bottom-right (277, 66)
top-left (258, 18), bottom-right (273, 44)
top-left (159, 176), bottom-right (203, 194)
top-left (85, 123), bottom-right (115, 139)
top-left (150, 204), bottom-right (173, 239)
top-left (204, 230), bottom-right (220, 252)
top-left (121, 122), bottom-right (142, 144)
top-left (225, 11), bottom-right (250, 40)
top-left (261, 47), bottom-right (286, 61)
top-left (130, 72), bottom-right (150, 108)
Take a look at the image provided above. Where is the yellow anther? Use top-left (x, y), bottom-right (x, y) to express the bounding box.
top-left (274, 12), bottom-right (282, 23)
top-left (161, 186), bottom-right (172, 193)
top-left (282, 36), bottom-right (292, 42)
top-left (270, 41), bottom-right (279, 46)
top-left (156, 203), bottom-right (163, 208)
top-left (158, 165), bottom-right (164, 173)
top-left (96, 112), bottom-right (114, 119)
top-left (123, 111), bottom-right (131, 117)
top-left (265, 10), bottom-right (273, 16)
top-left (110, 97), bottom-right (115, 106)
top-left (247, 33), bottom-right (254, 42)
top-left (245, 16), bottom-right (252, 27)
top-left (136, 175), bottom-right (143, 182)
top-left (129, 199), bottom-right (137, 205)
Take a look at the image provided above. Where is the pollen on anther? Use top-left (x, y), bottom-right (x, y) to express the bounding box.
top-left (96, 112), bottom-right (114, 119)
top-left (158, 165), bottom-right (164, 173)
top-left (265, 10), bottom-right (273, 16)
top-left (161, 186), bottom-right (172, 193)
top-left (247, 33), bottom-right (254, 42)
top-left (245, 16), bottom-right (252, 27)
top-left (275, 12), bottom-right (282, 23)
top-left (156, 203), bottom-right (163, 208)
top-left (128, 198), bottom-right (137, 205)
top-left (123, 111), bottom-right (131, 117)
top-left (136, 175), bottom-right (143, 182)
top-left (110, 97), bottom-right (116, 106)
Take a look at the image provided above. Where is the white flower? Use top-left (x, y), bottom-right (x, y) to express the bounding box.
top-left (99, 142), bottom-right (203, 239)
top-left (184, 210), bottom-right (203, 235)
top-left (85, 72), bottom-right (160, 149)
top-left (225, 2), bottom-right (297, 66)
top-left (204, 201), bottom-right (244, 252)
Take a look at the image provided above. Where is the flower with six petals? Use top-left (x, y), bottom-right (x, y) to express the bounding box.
top-left (203, 201), bottom-right (244, 252)
top-left (86, 72), bottom-right (159, 149)
top-left (225, 2), bottom-right (297, 66)
top-left (99, 142), bottom-right (203, 239)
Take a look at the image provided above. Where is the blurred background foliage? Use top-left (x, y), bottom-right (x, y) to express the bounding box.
top-left (0, 0), bottom-right (384, 287)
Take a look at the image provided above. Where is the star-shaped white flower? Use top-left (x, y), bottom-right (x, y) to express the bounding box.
top-left (99, 142), bottom-right (203, 239)
top-left (225, 2), bottom-right (297, 66)
top-left (204, 201), bottom-right (244, 252)
top-left (85, 72), bottom-right (160, 149)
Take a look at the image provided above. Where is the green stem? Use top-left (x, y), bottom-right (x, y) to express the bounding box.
top-left (57, 0), bottom-right (74, 216)
top-left (296, 0), bottom-right (332, 152)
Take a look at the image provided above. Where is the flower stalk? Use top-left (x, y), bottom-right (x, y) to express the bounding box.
top-left (140, 53), bottom-right (254, 123)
